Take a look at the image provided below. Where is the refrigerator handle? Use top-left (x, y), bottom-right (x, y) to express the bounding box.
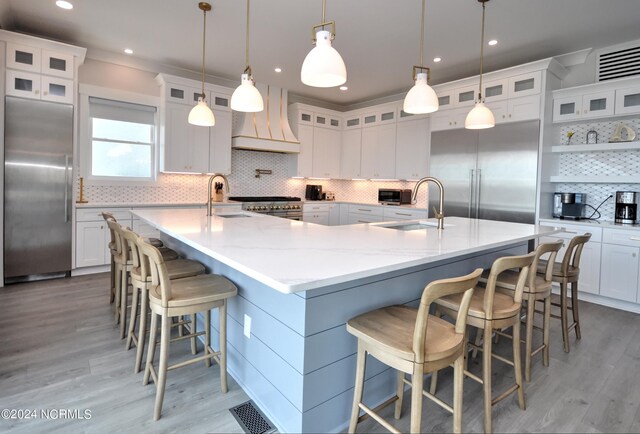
top-left (64, 154), bottom-right (70, 222)
top-left (476, 168), bottom-right (482, 218)
top-left (468, 169), bottom-right (474, 218)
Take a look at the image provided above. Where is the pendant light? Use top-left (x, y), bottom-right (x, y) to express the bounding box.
top-left (300, 0), bottom-right (346, 88)
top-left (230, 0), bottom-right (263, 112)
top-left (188, 2), bottom-right (216, 127)
top-left (465, 0), bottom-right (495, 129)
top-left (403, 0), bottom-right (438, 114)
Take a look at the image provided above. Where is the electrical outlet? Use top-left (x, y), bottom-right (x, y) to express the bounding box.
top-left (244, 314), bottom-right (252, 339)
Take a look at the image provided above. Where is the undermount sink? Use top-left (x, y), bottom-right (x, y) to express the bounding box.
top-left (218, 213), bottom-right (252, 218)
top-left (380, 220), bottom-right (453, 231)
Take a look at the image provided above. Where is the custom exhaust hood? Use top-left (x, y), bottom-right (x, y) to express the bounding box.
top-left (232, 83), bottom-right (300, 153)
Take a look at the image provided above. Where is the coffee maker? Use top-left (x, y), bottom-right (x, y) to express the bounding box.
top-left (615, 191), bottom-right (638, 224)
top-left (552, 192), bottom-right (586, 219)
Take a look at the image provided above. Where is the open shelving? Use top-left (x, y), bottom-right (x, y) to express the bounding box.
top-left (551, 142), bottom-right (640, 153)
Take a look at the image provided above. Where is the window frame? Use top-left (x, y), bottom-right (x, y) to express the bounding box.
top-left (79, 85), bottom-right (160, 185)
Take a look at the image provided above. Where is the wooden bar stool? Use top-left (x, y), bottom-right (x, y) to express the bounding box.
top-left (140, 241), bottom-right (237, 421)
top-left (432, 252), bottom-right (535, 433)
top-left (537, 233), bottom-right (592, 353)
top-left (482, 240), bottom-right (563, 382)
top-left (346, 268), bottom-right (482, 434)
top-left (120, 226), bottom-right (206, 373)
top-left (107, 220), bottom-right (179, 339)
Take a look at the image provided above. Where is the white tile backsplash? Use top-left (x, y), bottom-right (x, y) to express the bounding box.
top-left (75, 149), bottom-right (428, 207)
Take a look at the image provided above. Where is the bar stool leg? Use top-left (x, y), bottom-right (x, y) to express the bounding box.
top-left (135, 287), bottom-right (149, 374)
top-left (191, 314), bottom-right (198, 355)
top-left (571, 281), bottom-right (582, 340)
top-left (119, 267), bottom-right (128, 339)
top-left (525, 298), bottom-right (535, 382)
top-left (219, 301), bottom-right (229, 393)
top-left (453, 356), bottom-right (464, 434)
top-left (513, 319), bottom-right (526, 410)
top-left (126, 285), bottom-right (140, 350)
top-left (348, 343), bottom-right (366, 433)
top-left (394, 371), bottom-right (404, 419)
top-left (560, 281), bottom-right (570, 353)
top-left (114, 264), bottom-right (122, 323)
top-left (143, 312), bottom-right (158, 386)
top-left (110, 255), bottom-right (115, 303)
top-left (543, 297), bottom-right (551, 367)
top-left (205, 310), bottom-right (211, 368)
top-left (482, 326), bottom-right (493, 434)
top-left (410, 363), bottom-right (424, 434)
top-left (153, 313), bottom-right (171, 421)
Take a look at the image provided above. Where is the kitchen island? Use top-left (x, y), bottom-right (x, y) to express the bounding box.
top-left (132, 208), bottom-right (559, 433)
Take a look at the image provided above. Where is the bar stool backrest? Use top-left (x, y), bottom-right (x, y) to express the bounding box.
top-left (561, 233), bottom-right (592, 275)
top-left (532, 240), bottom-right (563, 290)
top-left (484, 252), bottom-right (536, 320)
top-left (106, 220), bottom-right (127, 263)
top-left (413, 268), bottom-right (483, 364)
top-left (140, 242), bottom-right (173, 308)
top-left (120, 226), bottom-right (151, 282)
top-left (102, 212), bottom-right (117, 252)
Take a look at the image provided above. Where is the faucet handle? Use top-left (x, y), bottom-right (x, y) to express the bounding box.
top-left (432, 206), bottom-right (443, 219)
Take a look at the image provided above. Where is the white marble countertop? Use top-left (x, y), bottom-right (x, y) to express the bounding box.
top-left (132, 208), bottom-right (559, 294)
top-left (539, 218), bottom-right (640, 231)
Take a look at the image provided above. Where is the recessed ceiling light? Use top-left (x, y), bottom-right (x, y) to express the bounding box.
top-left (488, 39), bottom-right (498, 46)
top-left (339, 86), bottom-right (348, 91)
top-left (433, 57), bottom-right (442, 63)
top-left (55, 1), bottom-right (73, 10)
top-left (274, 67), bottom-right (282, 73)
top-left (124, 48), bottom-right (133, 55)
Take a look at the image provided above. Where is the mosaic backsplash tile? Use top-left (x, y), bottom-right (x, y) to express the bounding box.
top-left (75, 149), bottom-right (429, 208)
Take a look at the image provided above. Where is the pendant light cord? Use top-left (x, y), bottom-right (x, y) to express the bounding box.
top-left (321, 0), bottom-right (326, 25)
top-left (201, 7), bottom-right (207, 97)
top-left (419, 0), bottom-right (425, 67)
top-left (244, 0), bottom-right (250, 71)
top-left (478, 0), bottom-right (486, 100)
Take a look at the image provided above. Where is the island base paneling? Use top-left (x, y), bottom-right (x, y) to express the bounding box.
top-left (161, 234), bottom-right (527, 433)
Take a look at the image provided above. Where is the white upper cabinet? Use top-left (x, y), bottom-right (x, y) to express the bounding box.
top-left (312, 127), bottom-right (341, 178)
top-left (508, 71), bottom-right (541, 98)
top-left (3, 35), bottom-right (84, 105)
top-left (340, 128), bottom-right (362, 179)
top-left (615, 85), bottom-right (640, 115)
top-left (156, 74), bottom-right (232, 174)
top-left (361, 123), bottom-right (396, 179)
top-left (395, 117), bottom-right (429, 180)
top-left (553, 90), bottom-right (614, 122)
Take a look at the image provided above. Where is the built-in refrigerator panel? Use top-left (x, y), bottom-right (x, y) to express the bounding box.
top-left (477, 121), bottom-right (539, 224)
top-left (428, 129), bottom-right (478, 218)
top-left (429, 121), bottom-right (539, 224)
top-left (4, 96), bottom-right (73, 279)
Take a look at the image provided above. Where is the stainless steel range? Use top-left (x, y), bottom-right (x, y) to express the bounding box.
top-left (228, 196), bottom-right (303, 220)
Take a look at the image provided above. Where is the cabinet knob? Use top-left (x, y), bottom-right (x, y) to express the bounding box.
top-left (35, 90), bottom-right (40, 95)
top-left (508, 114), bottom-right (512, 118)
top-left (633, 253), bottom-right (637, 258)
top-left (584, 109), bottom-right (588, 114)
top-left (44, 91), bottom-right (48, 95)
top-left (576, 111), bottom-right (579, 115)
top-left (100, 225), bottom-right (104, 229)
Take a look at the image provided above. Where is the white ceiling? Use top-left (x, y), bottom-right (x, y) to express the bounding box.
top-left (2, 0), bottom-right (640, 107)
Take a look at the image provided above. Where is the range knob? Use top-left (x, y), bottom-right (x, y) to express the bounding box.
top-left (285, 205), bottom-right (291, 210)
top-left (261, 206), bottom-right (268, 211)
top-left (246, 206), bottom-right (253, 211)
top-left (294, 205), bottom-right (301, 209)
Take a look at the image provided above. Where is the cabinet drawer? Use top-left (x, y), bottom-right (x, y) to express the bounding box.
top-left (77, 208), bottom-right (131, 222)
top-left (303, 203), bottom-right (330, 212)
top-left (383, 208), bottom-right (428, 221)
top-left (347, 213), bottom-right (384, 224)
top-left (348, 204), bottom-right (384, 216)
top-left (603, 228), bottom-right (640, 247)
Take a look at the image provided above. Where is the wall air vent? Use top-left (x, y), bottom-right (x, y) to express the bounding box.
top-left (597, 45), bottom-right (640, 82)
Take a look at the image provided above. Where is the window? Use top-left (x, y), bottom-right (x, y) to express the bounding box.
top-left (89, 97), bottom-right (156, 180)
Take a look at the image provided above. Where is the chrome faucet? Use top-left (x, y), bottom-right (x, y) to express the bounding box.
top-left (411, 176), bottom-right (445, 230)
top-left (207, 174), bottom-right (230, 216)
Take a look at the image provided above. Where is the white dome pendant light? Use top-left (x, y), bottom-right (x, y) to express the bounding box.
top-left (465, 0), bottom-right (495, 129)
top-left (403, 0), bottom-right (438, 114)
top-left (188, 2), bottom-right (216, 127)
top-left (300, 0), bottom-right (347, 88)
top-left (230, 0), bottom-right (263, 112)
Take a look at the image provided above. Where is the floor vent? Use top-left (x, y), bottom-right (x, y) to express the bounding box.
top-left (597, 44), bottom-right (640, 82)
top-left (229, 400), bottom-right (276, 434)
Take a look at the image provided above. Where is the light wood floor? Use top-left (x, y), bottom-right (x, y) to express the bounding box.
top-left (1, 273), bottom-right (640, 433)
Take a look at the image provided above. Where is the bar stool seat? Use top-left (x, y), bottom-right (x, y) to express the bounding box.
top-left (437, 288), bottom-right (521, 322)
top-left (347, 269), bottom-right (482, 434)
top-left (537, 260), bottom-right (579, 278)
top-left (131, 260), bottom-right (204, 282)
top-left (148, 238), bottom-right (164, 248)
top-left (148, 274), bottom-right (235, 309)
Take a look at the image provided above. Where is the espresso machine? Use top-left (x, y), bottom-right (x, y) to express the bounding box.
top-left (553, 192), bottom-right (586, 219)
top-left (615, 191), bottom-right (638, 224)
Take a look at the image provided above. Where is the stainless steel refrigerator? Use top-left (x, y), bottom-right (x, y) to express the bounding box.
top-left (428, 120), bottom-right (539, 224)
top-left (4, 96), bottom-right (73, 281)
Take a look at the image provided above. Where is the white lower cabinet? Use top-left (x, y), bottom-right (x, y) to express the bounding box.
top-left (303, 203), bottom-right (330, 225)
top-left (76, 221), bottom-right (109, 268)
top-left (600, 229), bottom-right (640, 303)
top-left (347, 204), bottom-right (384, 224)
top-left (382, 207), bottom-right (428, 221)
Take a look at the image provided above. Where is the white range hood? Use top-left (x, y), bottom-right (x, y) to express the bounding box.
top-left (232, 83), bottom-right (300, 153)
